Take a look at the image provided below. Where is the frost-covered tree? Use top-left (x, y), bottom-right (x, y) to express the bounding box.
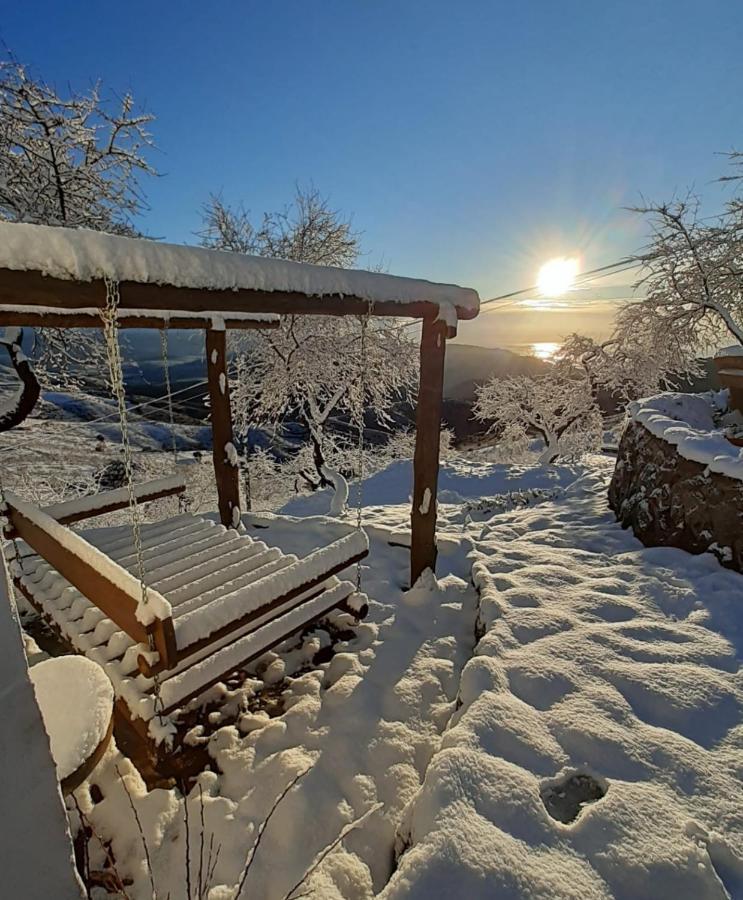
top-left (0, 54), bottom-right (156, 388)
top-left (556, 331), bottom-right (668, 404)
top-left (621, 169), bottom-right (743, 370)
top-left (0, 55), bottom-right (154, 232)
top-left (201, 186), bottom-right (418, 505)
top-left (473, 368), bottom-right (601, 464)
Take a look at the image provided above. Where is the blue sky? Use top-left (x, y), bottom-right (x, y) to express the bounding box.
top-left (3, 1), bottom-right (742, 348)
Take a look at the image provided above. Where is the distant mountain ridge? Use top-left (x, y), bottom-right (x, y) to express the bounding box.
top-left (444, 343), bottom-right (549, 400)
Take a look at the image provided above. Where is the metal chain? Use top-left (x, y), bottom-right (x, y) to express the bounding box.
top-left (354, 303), bottom-right (372, 590)
top-left (159, 327), bottom-right (178, 466)
top-left (101, 278), bottom-right (164, 716)
top-left (159, 326), bottom-right (188, 514)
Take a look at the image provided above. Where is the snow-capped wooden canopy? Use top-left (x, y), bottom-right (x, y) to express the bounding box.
top-left (0, 222), bottom-right (479, 331)
top-left (0, 222), bottom-right (481, 583)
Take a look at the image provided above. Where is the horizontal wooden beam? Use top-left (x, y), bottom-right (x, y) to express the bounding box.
top-left (0, 306), bottom-right (280, 331)
top-left (0, 268), bottom-right (472, 331)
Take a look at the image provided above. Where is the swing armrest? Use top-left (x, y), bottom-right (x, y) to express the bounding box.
top-left (5, 492), bottom-right (177, 668)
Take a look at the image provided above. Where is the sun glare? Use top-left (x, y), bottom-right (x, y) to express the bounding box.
top-left (537, 257), bottom-right (579, 297)
top-left (531, 342), bottom-right (560, 361)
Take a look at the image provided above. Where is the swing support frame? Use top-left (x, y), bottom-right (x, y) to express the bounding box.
top-left (0, 249), bottom-right (476, 584)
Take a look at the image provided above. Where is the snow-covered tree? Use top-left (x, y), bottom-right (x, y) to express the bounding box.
top-left (0, 53), bottom-right (156, 388)
top-left (556, 331), bottom-right (668, 404)
top-left (201, 186), bottom-right (418, 506)
top-left (0, 55), bottom-right (154, 232)
top-left (620, 173), bottom-right (743, 370)
top-left (473, 368), bottom-right (601, 464)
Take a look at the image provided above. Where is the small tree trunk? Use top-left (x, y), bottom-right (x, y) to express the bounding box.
top-left (308, 424), bottom-right (333, 489)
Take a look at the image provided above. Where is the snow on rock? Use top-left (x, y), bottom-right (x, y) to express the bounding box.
top-left (629, 390), bottom-right (743, 481)
top-left (0, 222), bottom-right (479, 317)
top-left (29, 656), bottom-right (113, 782)
top-left (384, 466), bottom-right (743, 900)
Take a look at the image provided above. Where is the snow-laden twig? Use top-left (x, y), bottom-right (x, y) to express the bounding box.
top-left (234, 764), bottom-right (315, 899)
top-left (279, 802), bottom-right (384, 900)
top-left (114, 764), bottom-right (156, 900)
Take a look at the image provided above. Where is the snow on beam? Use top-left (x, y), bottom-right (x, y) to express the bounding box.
top-left (0, 305), bottom-right (281, 330)
top-left (0, 222), bottom-right (479, 327)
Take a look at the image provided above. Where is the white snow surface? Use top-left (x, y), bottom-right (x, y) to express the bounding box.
top-left (13, 454), bottom-right (743, 899)
top-left (384, 464), bottom-right (743, 900)
top-left (0, 222), bottom-right (479, 317)
top-left (630, 390), bottom-right (743, 481)
top-left (29, 656), bottom-right (113, 781)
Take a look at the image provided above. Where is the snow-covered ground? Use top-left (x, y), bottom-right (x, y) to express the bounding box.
top-left (15, 452), bottom-right (743, 898)
top-left (384, 461), bottom-right (743, 900)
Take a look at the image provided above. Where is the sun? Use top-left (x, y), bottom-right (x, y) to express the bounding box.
top-left (536, 257), bottom-right (579, 297)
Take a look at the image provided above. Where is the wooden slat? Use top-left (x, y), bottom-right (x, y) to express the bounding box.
top-left (7, 502), bottom-right (150, 645)
top-left (173, 549), bottom-right (368, 661)
top-left (156, 581), bottom-right (359, 713)
top-left (411, 316), bottom-right (448, 584)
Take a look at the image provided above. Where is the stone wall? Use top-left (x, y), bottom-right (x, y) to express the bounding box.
top-left (609, 418), bottom-right (743, 572)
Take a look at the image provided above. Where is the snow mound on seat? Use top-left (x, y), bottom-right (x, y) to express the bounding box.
top-left (29, 656), bottom-right (113, 781)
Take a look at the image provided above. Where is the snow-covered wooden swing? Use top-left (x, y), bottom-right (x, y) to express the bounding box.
top-left (0, 222), bottom-right (479, 778)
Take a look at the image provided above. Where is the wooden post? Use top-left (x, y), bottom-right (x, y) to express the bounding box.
top-left (206, 328), bottom-right (241, 528)
top-left (411, 316), bottom-right (448, 585)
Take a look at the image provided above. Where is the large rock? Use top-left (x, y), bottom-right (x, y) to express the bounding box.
top-left (609, 418), bottom-right (743, 572)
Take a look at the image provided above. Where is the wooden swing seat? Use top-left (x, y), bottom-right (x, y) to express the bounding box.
top-left (6, 479), bottom-right (369, 724)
